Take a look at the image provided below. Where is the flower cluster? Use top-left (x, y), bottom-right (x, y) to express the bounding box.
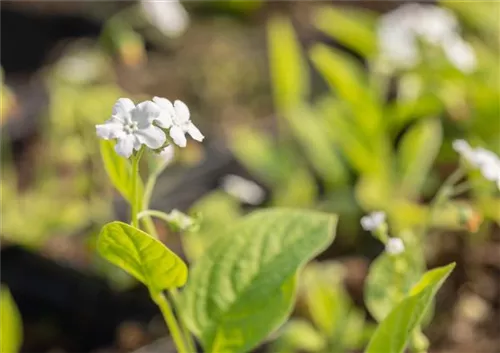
top-left (378, 3), bottom-right (476, 73)
top-left (361, 211), bottom-right (405, 256)
top-left (453, 139), bottom-right (500, 189)
top-left (96, 97), bottom-right (204, 158)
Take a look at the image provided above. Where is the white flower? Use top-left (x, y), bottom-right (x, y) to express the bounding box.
top-left (141, 0), bottom-right (189, 38)
top-left (453, 140), bottom-right (500, 188)
top-left (361, 211), bottom-right (386, 232)
top-left (96, 98), bottom-right (166, 158)
top-left (152, 97), bottom-right (204, 148)
top-left (377, 3), bottom-right (476, 73)
top-left (385, 237), bottom-right (405, 255)
top-left (221, 174), bottom-right (266, 205)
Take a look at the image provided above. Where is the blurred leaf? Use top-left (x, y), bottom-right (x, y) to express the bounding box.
top-left (314, 6), bottom-right (377, 57)
top-left (397, 119), bottom-right (442, 200)
top-left (268, 16), bottom-right (309, 113)
top-left (273, 167), bottom-right (318, 207)
top-left (184, 191), bottom-right (242, 262)
top-left (278, 319), bottom-right (327, 352)
top-left (1, 286), bottom-right (23, 353)
top-left (310, 44), bottom-right (381, 135)
top-left (100, 140), bottom-right (144, 205)
top-left (181, 209), bottom-right (337, 353)
top-left (97, 221), bottom-right (188, 292)
top-left (365, 252), bottom-right (423, 322)
top-left (302, 262), bottom-right (350, 338)
top-left (230, 126), bottom-right (296, 186)
top-left (365, 263), bottom-right (455, 353)
top-left (285, 105), bottom-right (348, 188)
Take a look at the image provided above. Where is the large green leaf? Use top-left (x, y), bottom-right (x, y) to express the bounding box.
top-left (97, 221), bottom-right (187, 292)
top-left (397, 119), bottom-right (442, 200)
top-left (100, 140), bottom-right (144, 205)
top-left (1, 286), bottom-right (23, 353)
top-left (365, 263), bottom-right (455, 353)
top-left (268, 16), bottom-right (309, 113)
top-left (181, 209), bottom-right (337, 353)
top-left (314, 6), bottom-right (377, 57)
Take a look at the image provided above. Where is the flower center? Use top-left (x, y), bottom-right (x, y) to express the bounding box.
top-left (124, 121), bottom-right (138, 134)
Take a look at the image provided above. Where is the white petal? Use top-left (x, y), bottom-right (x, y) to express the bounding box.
top-left (141, 0), bottom-right (189, 38)
top-left (385, 238), bottom-right (405, 255)
top-left (112, 98), bottom-right (135, 120)
top-left (187, 122), bottom-right (204, 142)
top-left (132, 100), bottom-right (161, 128)
top-left (114, 135), bottom-right (136, 158)
top-left (170, 125), bottom-right (187, 148)
top-left (96, 118), bottom-right (125, 140)
top-left (152, 97), bottom-right (175, 129)
top-left (135, 126), bottom-right (166, 149)
top-left (174, 100), bottom-right (190, 124)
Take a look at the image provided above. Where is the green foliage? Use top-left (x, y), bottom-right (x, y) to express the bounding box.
top-left (365, 253), bottom-right (423, 322)
top-left (365, 263), bottom-right (455, 353)
top-left (267, 16), bottom-right (309, 113)
top-left (180, 209), bottom-right (337, 353)
top-left (1, 286), bottom-right (23, 353)
top-left (397, 118), bottom-right (442, 199)
top-left (314, 6), bottom-right (377, 57)
top-left (100, 140), bottom-right (144, 205)
top-left (97, 221), bottom-right (188, 292)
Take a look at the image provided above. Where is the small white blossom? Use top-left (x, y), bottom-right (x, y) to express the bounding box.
top-left (361, 211), bottom-right (386, 232)
top-left (385, 237), bottom-right (405, 255)
top-left (221, 174), bottom-right (266, 205)
top-left (152, 97), bottom-right (204, 148)
top-left (377, 3), bottom-right (476, 73)
top-left (141, 0), bottom-right (189, 38)
top-left (158, 144), bottom-right (175, 165)
top-left (453, 140), bottom-right (500, 188)
top-left (96, 98), bottom-right (166, 158)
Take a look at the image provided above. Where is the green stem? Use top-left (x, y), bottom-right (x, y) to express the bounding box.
top-left (424, 167), bottom-right (464, 235)
top-left (130, 147), bottom-right (145, 228)
top-left (170, 289), bottom-right (197, 353)
top-left (151, 291), bottom-right (190, 353)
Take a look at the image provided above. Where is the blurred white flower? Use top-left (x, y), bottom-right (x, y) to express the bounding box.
top-left (453, 139), bottom-right (500, 188)
top-left (96, 98), bottom-right (166, 158)
top-left (158, 144), bottom-right (175, 165)
top-left (153, 97), bottom-right (204, 148)
top-left (361, 211), bottom-right (386, 232)
top-left (141, 0), bottom-right (189, 38)
top-left (221, 174), bottom-right (266, 205)
top-left (385, 237), bottom-right (405, 255)
top-left (377, 3), bottom-right (476, 73)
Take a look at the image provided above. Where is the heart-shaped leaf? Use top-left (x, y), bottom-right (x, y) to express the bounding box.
top-left (180, 208), bottom-right (337, 353)
top-left (97, 221), bottom-right (187, 292)
top-left (1, 286), bottom-right (23, 353)
top-left (365, 263), bottom-right (455, 353)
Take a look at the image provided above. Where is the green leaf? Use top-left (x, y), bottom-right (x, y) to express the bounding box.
top-left (365, 263), bottom-right (455, 353)
top-left (1, 286), bottom-right (23, 353)
top-left (268, 16), bottom-right (309, 113)
top-left (365, 253), bottom-right (423, 322)
top-left (181, 209), bottom-right (337, 353)
top-left (314, 6), bottom-right (377, 57)
top-left (97, 221), bottom-right (187, 292)
top-left (285, 105), bottom-right (348, 188)
top-left (397, 119), bottom-right (442, 200)
top-left (100, 140), bottom-right (144, 205)
top-left (277, 319), bottom-right (327, 352)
